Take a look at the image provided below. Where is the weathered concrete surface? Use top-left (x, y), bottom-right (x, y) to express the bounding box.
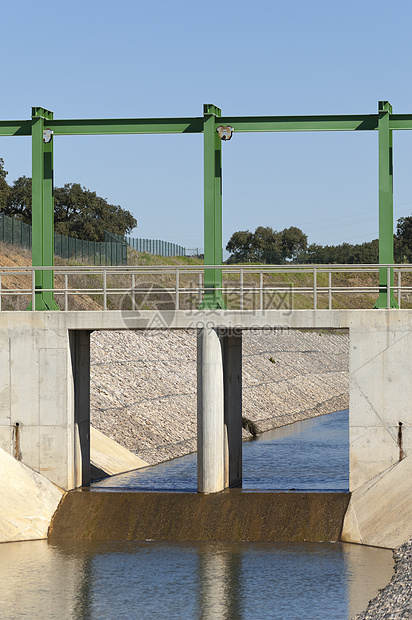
top-left (90, 426), bottom-right (148, 478)
top-left (0, 320), bottom-right (90, 491)
top-left (49, 490), bottom-right (350, 543)
top-left (342, 311), bottom-right (412, 550)
top-left (0, 448), bottom-right (63, 543)
top-left (348, 311), bottom-right (412, 492)
top-left (342, 457), bottom-right (412, 549)
top-left (0, 319), bottom-right (75, 490)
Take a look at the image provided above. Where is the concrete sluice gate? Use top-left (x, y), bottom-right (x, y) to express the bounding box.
top-left (2, 309), bottom-right (412, 548)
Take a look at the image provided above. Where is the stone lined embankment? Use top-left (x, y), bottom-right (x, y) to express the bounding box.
top-left (90, 329), bottom-right (349, 465)
top-left (354, 541), bottom-right (412, 619)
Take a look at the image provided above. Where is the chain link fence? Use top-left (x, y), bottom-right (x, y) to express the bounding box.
top-left (125, 236), bottom-right (186, 257)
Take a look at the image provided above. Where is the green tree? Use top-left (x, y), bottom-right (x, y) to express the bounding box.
top-left (4, 176), bottom-right (32, 221)
top-left (54, 183), bottom-right (136, 241)
top-left (306, 243), bottom-right (326, 263)
top-left (395, 216), bottom-right (412, 262)
top-left (251, 226), bottom-right (283, 263)
top-left (226, 230), bottom-right (254, 263)
top-left (0, 158), bottom-right (10, 211)
top-left (3, 177), bottom-right (137, 241)
top-left (281, 226), bottom-right (307, 262)
top-left (226, 225), bottom-right (308, 264)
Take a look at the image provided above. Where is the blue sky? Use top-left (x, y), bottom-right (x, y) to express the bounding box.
top-left (1, 0), bottom-right (412, 253)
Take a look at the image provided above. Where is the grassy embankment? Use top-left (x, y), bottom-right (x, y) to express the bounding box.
top-left (0, 242), bottom-right (411, 311)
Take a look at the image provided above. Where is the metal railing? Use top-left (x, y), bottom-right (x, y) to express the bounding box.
top-left (0, 263), bottom-right (411, 311)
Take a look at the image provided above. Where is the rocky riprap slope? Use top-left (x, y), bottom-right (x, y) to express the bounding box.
top-left (90, 329), bottom-right (349, 465)
top-left (354, 541), bottom-right (412, 619)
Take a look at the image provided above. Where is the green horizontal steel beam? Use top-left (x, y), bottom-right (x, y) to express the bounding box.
top-left (0, 120), bottom-right (32, 136)
top-left (3, 113), bottom-right (412, 137)
top-left (218, 114), bottom-right (379, 132)
top-left (389, 115), bottom-right (412, 130)
top-left (47, 117), bottom-right (204, 135)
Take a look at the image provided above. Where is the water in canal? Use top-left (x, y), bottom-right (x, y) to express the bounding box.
top-left (0, 410), bottom-right (394, 619)
top-left (93, 409), bottom-right (350, 493)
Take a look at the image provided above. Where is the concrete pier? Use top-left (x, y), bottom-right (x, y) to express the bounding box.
top-left (197, 328), bottom-right (225, 493)
top-left (197, 328), bottom-right (243, 493)
top-left (222, 330), bottom-right (242, 488)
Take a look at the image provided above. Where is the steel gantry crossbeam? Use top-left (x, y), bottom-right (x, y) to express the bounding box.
top-left (1, 102), bottom-right (411, 309)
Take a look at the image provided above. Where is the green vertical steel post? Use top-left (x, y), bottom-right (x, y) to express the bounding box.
top-left (201, 104), bottom-right (225, 309)
top-left (31, 107), bottom-right (59, 310)
top-left (374, 101), bottom-right (398, 308)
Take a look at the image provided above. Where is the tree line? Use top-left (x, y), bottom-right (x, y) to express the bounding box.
top-left (226, 220), bottom-right (412, 264)
top-left (0, 157), bottom-right (137, 242)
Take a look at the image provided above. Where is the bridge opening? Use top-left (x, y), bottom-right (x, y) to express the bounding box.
top-left (87, 327), bottom-right (349, 491)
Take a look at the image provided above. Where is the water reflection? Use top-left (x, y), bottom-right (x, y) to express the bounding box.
top-left (0, 411), bottom-right (392, 619)
top-left (198, 545), bottom-right (242, 619)
top-left (0, 539), bottom-right (393, 619)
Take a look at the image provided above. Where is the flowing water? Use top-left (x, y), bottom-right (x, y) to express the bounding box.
top-left (92, 409), bottom-right (350, 492)
top-left (0, 411), bottom-right (394, 619)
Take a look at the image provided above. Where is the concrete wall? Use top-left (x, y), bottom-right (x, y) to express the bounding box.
top-left (0, 314), bottom-right (90, 490)
top-left (0, 447), bottom-right (63, 542)
top-left (342, 311), bottom-right (412, 548)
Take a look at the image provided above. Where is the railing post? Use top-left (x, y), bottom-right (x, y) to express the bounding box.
top-left (0, 274), bottom-right (2, 312)
top-left (313, 267), bottom-right (317, 310)
top-left (240, 268), bottom-right (244, 310)
top-left (103, 270), bottom-right (107, 310)
top-left (31, 269), bottom-right (36, 311)
top-left (175, 268), bottom-right (180, 310)
top-left (387, 266), bottom-right (391, 309)
top-left (64, 274), bottom-right (68, 311)
top-left (328, 271), bottom-right (332, 310)
top-left (398, 269), bottom-right (401, 308)
top-left (132, 273), bottom-right (136, 310)
top-left (260, 271), bottom-right (263, 311)
top-left (198, 272), bottom-right (203, 306)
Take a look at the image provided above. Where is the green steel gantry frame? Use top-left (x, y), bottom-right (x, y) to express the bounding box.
top-left (0, 101), bottom-right (408, 309)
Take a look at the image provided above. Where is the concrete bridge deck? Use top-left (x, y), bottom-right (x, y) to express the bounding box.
top-left (0, 307), bottom-right (392, 330)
